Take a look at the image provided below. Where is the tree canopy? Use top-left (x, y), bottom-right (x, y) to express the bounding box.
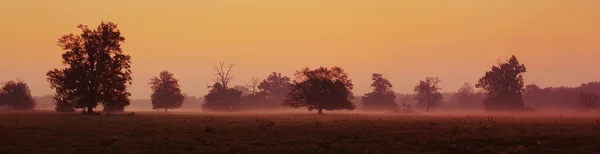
top-left (46, 21), bottom-right (132, 113)
top-left (414, 77), bottom-right (442, 112)
top-left (149, 71), bottom-right (185, 112)
top-left (283, 66), bottom-right (355, 114)
top-left (362, 73), bottom-right (397, 111)
top-left (476, 55), bottom-right (527, 111)
top-left (0, 80), bottom-right (35, 110)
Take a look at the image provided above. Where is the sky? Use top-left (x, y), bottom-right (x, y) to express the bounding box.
top-left (1, 0), bottom-right (599, 99)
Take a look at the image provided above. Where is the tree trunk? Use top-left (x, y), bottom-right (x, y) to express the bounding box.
top-left (87, 106), bottom-right (93, 113)
top-left (165, 108), bottom-right (168, 112)
top-left (426, 93), bottom-right (431, 112)
top-left (317, 108), bottom-right (323, 115)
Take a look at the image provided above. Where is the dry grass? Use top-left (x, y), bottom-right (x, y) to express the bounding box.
top-left (0, 111), bottom-right (599, 153)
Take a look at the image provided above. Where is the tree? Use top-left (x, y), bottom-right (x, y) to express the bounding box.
top-left (524, 84), bottom-right (543, 109)
top-left (456, 82), bottom-right (475, 107)
top-left (0, 80), bottom-right (35, 110)
top-left (203, 83), bottom-right (243, 111)
top-left (46, 21), bottom-right (132, 113)
top-left (245, 77), bottom-right (260, 96)
top-left (202, 61), bottom-right (242, 111)
top-left (577, 93), bottom-right (598, 111)
top-left (476, 55), bottom-right (527, 111)
top-left (253, 72), bottom-right (292, 109)
top-left (413, 77), bottom-right (442, 112)
top-left (233, 85), bottom-right (250, 96)
top-left (149, 71), bottom-right (185, 112)
top-left (283, 66), bottom-right (355, 115)
top-left (362, 73), bottom-right (398, 111)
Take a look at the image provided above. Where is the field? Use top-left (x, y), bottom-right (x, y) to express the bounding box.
top-left (0, 111), bottom-right (599, 154)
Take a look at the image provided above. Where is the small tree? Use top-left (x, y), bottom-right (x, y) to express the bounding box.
top-left (0, 80), bottom-right (35, 110)
top-left (149, 71), bottom-right (185, 112)
top-left (362, 73), bottom-right (398, 111)
top-left (284, 66), bottom-right (355, 115)
top-left (413, 77), bottom-right (442, 112)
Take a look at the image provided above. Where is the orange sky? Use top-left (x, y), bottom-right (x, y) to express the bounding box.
top-left (1, 0), bottom-right (599, 99)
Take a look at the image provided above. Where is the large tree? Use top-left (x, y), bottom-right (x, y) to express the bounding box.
top-left (476, 55), bottom-right (527, 111)
top-left (362, 73), bottom-right (398, 111)
top-left (0, 80), bottom-right (35, 110)
top-left (414, 77), bottom-right (442, 112)
top-left (283, 66), bottom-right (355, 115)
top-left (149, 71), bottom-right (185, 112)
top-left (46, 21), bottom-right (132, 113)
top-left (202, 61), bottom-right (243, 111)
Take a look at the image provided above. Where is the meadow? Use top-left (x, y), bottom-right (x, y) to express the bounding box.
top-left (0, 111), bottom-right (599, 154)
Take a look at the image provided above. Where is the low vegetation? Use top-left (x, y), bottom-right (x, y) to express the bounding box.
top-left (0, 111), bottom-right (599, 153)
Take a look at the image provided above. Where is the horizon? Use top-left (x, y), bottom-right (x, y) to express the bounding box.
top-left (2, 0), bottom-right (599, 99)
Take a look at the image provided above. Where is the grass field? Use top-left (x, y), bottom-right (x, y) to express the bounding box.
top-left (0, 111), bottom-right (599, 154)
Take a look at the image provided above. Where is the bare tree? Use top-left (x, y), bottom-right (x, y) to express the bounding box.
top-left (245, 77), bottom-right (260, 95)
top-left (212, 61), bottom-right (235, 88)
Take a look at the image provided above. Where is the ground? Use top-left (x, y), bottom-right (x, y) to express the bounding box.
top-left (0, 111), bottom-right (599, 154)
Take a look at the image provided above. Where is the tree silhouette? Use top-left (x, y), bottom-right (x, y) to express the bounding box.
top-left (149, 71), bottom-right (185, 112)
top-left (362, 73), bottom-right (398, 111)
top-left (414, 77), bottom-right (442, 112)
top-left (524, 84), bottom-right (543, 109)
top-left (283, 67), bottom-right (355, 115)
top-left (255, 72), bottom-right (291, 109)
top-left (0, 80), bottom-right (35, 110)
top-left (46, 21), bottom-right (132, 113)
top-left (476, 55), bottom-right (527, 111)
top-left (577, 93), bottom-right (598, 111)
top-left (455, 82), bottom-right (477, 108)
top-left (203, 83), bottom-right (243, 111)
top-left (202, 61), bottom-right (242, 111)
top-left (246, 77), bottom-right (260, 96)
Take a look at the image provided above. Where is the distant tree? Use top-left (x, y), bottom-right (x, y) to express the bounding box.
top-left (203, 83), bottom-right (243, 111)
top-left (455, 82), bottom-right (476, 107)
top-left (246, 77), bottom-right (260, 96)
top-left (476, 55), bottom-right (527, 111)
top-left (202, 61), bottom-right (242, 111)
top-left (284, 67), bottom-right (355, 115)
top-left (0, 80), bottom-right (35, 110)
top-left (524, 84), bottom-right (543, 109)
top-left (248, 72), bottom-right (292, 109)
top-left (149, 71), bottom-right (185, 112)
top-left (46, 21), bottom-right (132, 113)
top-left (362, 73), bottom-right (398, 111)
top-left (413, 77), bottom-right (442, 112)
top-left (577, 93), bottom-right (598, 111)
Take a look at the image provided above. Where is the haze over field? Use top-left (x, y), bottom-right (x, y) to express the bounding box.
top-left (1, 0), bottom-right (599, 99)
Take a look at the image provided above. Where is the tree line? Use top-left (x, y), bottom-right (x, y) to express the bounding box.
top-left (2, 21), bottom-right (598, 114)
